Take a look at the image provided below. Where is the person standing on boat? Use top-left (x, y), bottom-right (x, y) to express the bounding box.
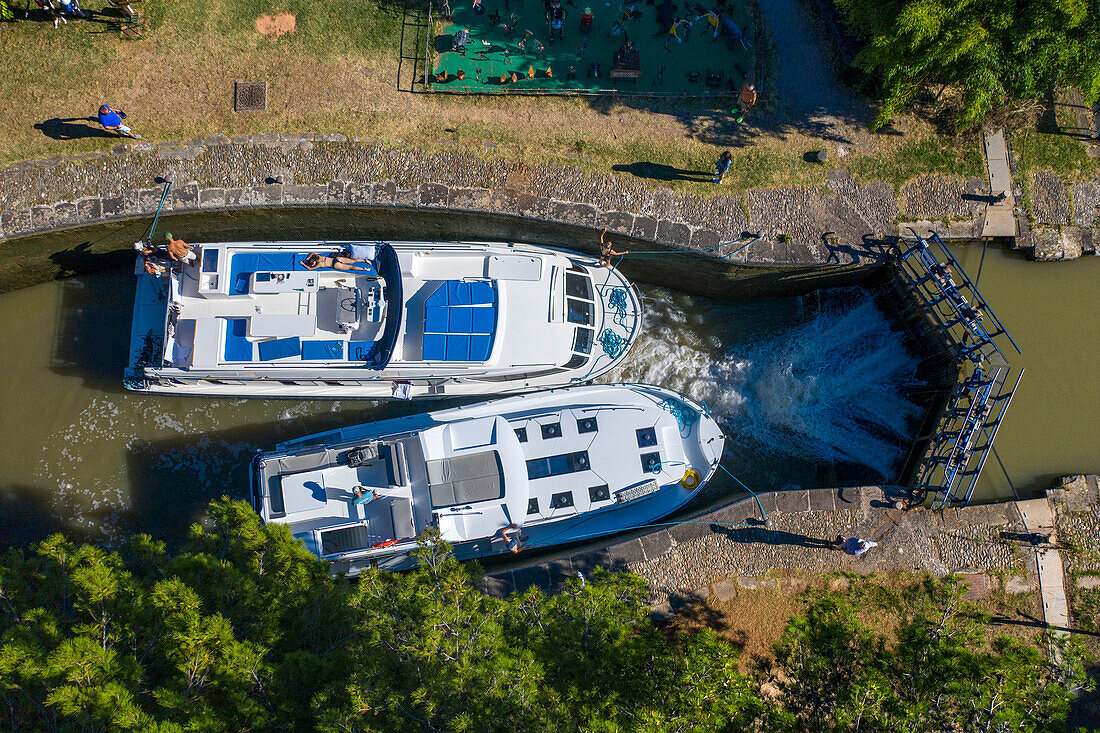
top-left (164, 233), bottom-right (197, 266)
top-left (598, 227), bottom-right (629, 267)
top-left (300, 252), bottom-right (374, 272)
top-left (498, 523), bottom-right (528, 553)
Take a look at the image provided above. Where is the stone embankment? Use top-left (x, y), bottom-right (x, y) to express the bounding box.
top-left (2, 134), bottom-right (1096, 278)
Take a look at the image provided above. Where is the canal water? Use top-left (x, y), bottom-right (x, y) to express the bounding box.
top-left (946, 245), bottom-right (1100, 499)
top-left (0, 269), bottom-right (924, 546)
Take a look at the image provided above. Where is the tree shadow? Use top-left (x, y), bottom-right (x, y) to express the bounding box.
top-left (610, 161), bottom-right (714, 182)
top-left (35, 116), bottom-right (114, 141)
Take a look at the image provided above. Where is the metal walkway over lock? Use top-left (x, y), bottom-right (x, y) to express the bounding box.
top-left (897, 231), bottom-right (1023, 509)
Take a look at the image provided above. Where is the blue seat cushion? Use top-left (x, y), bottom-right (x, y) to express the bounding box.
top-left (223, 318), bottom-right (254, 362)
top-left (470, 307), bottom-right (494, 334)
top-left (258, 337), bottom-right (301, 361)
top-left (449, 281), bottom-right (472, 305)
top-left (469, 281), bottom-right (494, 304)
top-left (230, 254), bottom-right (260, 295)
top-left (469, 334), bottom-right (493, 361)
top-left (423, 333), bottom-right (446, 361)
top-left (449, 306), bottom-right (473, 334)
top-left (348, 341), bottom-right (378, 362)
top-left (426, 283), bottom-right (449, 307)
top-left (302, 340), bottom-right (344, 360)
top-left (445, 334), bottom-right (471, 361)
top-left (424, 306), bottom-right (448, 333)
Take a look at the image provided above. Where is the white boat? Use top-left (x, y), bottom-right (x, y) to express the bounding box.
top-left (125, 240), bottom-right (642, 399)
top-left (250, 384), bottom-right (725, 574)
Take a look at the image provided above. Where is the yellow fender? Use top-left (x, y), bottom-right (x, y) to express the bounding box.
top-left (680, 469), bottom-right (701, 490)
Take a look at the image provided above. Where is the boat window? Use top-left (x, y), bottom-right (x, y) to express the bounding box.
top-left (514, 426), bottom-right (528, 443)
top-left (577, 417), bottom-right (598, 434)
top-left (526, 450), bottom-right (590, 480)
top-left (640, 452), bottom-right (662, 473)
top-left (565, 272), bottom-right (593, 301)
top-left (573, 328), bottom-right (594, 355)
top-left (527, 498), bottom-right (539, 515)
top-left (201, 248), bottom-right (219, 273)
top-left (550, 491), bottom-right (575, 509)
top-left (589, 484), bottom-right (610, 502)
top-left (563, 354), bottom-right (588, 369)
top-left (540, 422), bottom-right (562, 439)
top-left (636, 427), bottom-right (658, 448)
top-left (567, 298), bottom-right (594, 326)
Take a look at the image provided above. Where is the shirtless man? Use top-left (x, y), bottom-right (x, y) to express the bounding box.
top-left (598, 227), bottom-right (629, 267)
top-left (300, 252), bottom-right (374, 272)
top-left (164, 233), bottom-right (197, 266)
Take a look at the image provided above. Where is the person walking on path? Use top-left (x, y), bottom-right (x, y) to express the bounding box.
top-left (713, 150), bottom-right (732, 183)
top-left (598, 227), bottom-right (629, 267)
top-left (836, 536), bottom-right (877, 556)
top-left (164, 233), bottom-right (197, 266)
top-left (734, 81), bottom-right (756, 123)
top-left (97, 105), bottom-right (141, 138)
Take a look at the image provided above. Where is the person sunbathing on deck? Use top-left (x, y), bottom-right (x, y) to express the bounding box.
top-left (300, 252), bottom-right (374, 271)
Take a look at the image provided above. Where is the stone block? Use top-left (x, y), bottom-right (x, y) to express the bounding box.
top-left (418, 183), bottom-right (449, 207)
top-left (631, 216), bottom-right (658, 241)
top-left (570, 548), bottom-right (613, 574)
top-left (836, 486), bottom-right (863, 507)
top-left (244, 186), bottom-right (283, 207)
top-left (448, 187), bottom-right (492, 210)
top-left (514, 193), bottom-right (550, 220)
top-left (199, 189), bottom-right (227, 210)
top-left (53, 202), bottom-right (78, 228)
top-left (30, 205), bottom-right (54, 231)
top-left (547, 558), bottom-right (575, 590)
top-left (775, 489), bottom-right (810, 514)
top-left (222, 189), bottom-right (248, 207)
top-left (512, 564), bottom-right (552, 594)
top-left (808, 489), bottom-right (836, 512)
top-left (326, 180), bottom-right (347, 204)
top-left (708, 497), bottom-right (758, 526)
top-left (75, 198), bottom-right (102, 223)
top-left (689, 227), bottom-right (721, 253)
top-left (601, 210), bottom-right (635, 236)
top-left (100, 197), bottom-right (125, 218)
top-left (1, 208), bottom-right (32, 236)
top-left (712, 578), bottom-right (739, 602)
top-left (371, 180), bottom-right (397, 204)
top-left (666, 519), bottom-right (711, 543)
top-left (608, 538), bottom-right (647, 565)
top-left (346, 182), bottom-right (374, 205)
top-left (655, 219), bottom-right (692, 247)
top-left (171, 182), bottom-right (199, 211)
top-left (282, 184), bottom-right (327, 205)
top-left (638, 530), bottom-right (673, 561)
top-left (549, 201), bottom-right (600, 228)
top-left (394, 187), bottom-right (419, 207)
top-left (481, 571), bottom-right (516, 598)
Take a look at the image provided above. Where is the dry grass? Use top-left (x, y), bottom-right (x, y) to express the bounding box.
top-left (2, 0), bottom-right (986, 194)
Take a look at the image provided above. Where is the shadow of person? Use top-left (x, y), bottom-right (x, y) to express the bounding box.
top-left (611, 161), bottom-right (713, 182)
top-left (710, 524), bottom-right (838, 549)
top-left (35, 117), bottom-right (115, 141)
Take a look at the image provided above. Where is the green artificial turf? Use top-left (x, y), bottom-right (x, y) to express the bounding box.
top-left (428, 0), bottom-right (755, 94)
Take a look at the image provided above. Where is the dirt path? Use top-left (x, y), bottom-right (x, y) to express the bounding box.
top-left (755, 0), bottom-right (868, 143)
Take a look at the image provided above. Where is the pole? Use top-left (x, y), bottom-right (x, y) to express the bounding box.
top-left (143, 180), bottom-right (172, 245)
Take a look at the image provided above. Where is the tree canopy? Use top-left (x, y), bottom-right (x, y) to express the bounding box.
top-left (837, 0), bottom-right (1100, 129)
top-left (0, 498), bottom-right (1089, 731)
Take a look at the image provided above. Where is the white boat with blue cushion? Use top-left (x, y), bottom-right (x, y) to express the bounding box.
top-left (250, 384), bottom-right (725, 574)
top-left (125, 240), bottom-right (642, 398)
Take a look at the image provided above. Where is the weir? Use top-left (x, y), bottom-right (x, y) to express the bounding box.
top-left (895, 231), bottom-right (1024, 508)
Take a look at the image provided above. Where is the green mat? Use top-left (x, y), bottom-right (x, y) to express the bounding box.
top-left (427, 0), bottom-right (755, 95)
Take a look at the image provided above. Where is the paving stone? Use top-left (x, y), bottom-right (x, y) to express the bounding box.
top-left (547, 558), bottom-right (575, 590)
top-left (30, 205), bottom-right (54, 231)
top-left (283, 184), bottom-right (327, 205)
top-left (326, 180), bottom-right (347, 204)
top-left (608, 538), bottom-right (647, 565)
top-left (171, 182), bottom-right (199, 210)
top-left (512, 564), bottom-right (552, 594)
top-left (836, 486), bottom-right (863, 507)
top-left (100, 197), bottom-right (125, 218)
top-left (775, 489), bottom-right (810, 514)
top-left (418, 183), bottom-right (449, 207)
top-left (655, 219), bottom-right (692, 247)
top-left (808, 489), bottom-right (836, 512)
top-left (74, 198), bottom-right (101, 222)
top-left (631, 216), bottom-right (658, 241)
top-left (600, 210), bottom-right (635, 235)
top-left (638, 530), bottom-right (673, 561)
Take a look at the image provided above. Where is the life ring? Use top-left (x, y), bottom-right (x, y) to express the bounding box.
top-left (680, 469), bottom-right (701, 490)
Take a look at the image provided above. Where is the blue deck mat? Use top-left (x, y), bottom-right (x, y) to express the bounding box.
top-left (348, 341), bottom-right (378, 362)
top-left (258, 337), bottom-right (302, 361)
top-left (422, 280), bottom-right (497, 361)
top-left (302, 340), bottom-right (345, 360)
top-left (223, 318), bottom-right (254, 362)
top-left (230, 252), bottom-right (377, 295)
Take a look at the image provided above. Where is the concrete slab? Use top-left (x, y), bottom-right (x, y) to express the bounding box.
top-left (775, 490), bottom-right (810, 514)
top-left (512, 564), bottom-right (552, 594)
top-left (981, 129), bottom-right (1017, 238)
top-left (638, 530), bottom-right (673, 561)
top-left (1035, 548), bottom-right (1070, 631)
top-left (808, 489), bottom-right (836, 512)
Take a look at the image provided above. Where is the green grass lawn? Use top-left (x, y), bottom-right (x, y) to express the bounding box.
top-left (0, 0), bottom-right (1058, 202)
